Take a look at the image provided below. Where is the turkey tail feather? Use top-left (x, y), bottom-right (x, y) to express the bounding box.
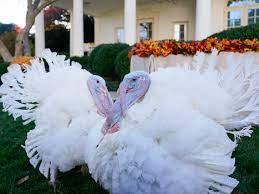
top-left (0, 49), bottom-right (85, 124)
top-left (192, 50), bottom-right (259, 133)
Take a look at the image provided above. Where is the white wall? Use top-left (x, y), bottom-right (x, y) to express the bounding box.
top-left (95, 11), bottom-right (124, 44)
top-left (95, 0), bottom-right (227, 44)
top-left (211, 0), bottom-right (228, 34)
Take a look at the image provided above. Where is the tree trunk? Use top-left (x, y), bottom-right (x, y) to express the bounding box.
top-left (15, 14), bottom-right (35, 57)
top-left (0, 0), bottom-right (59, 59)
top-left (0, 39), bottom-right (13, 62)
top-left (15, 32), bottom-right (25, 57)
top-left (24, 36), bottom-right (31, 56)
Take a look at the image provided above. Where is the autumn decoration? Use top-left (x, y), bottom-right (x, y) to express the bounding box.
top-left (130, 38), bottom-right (259, 58)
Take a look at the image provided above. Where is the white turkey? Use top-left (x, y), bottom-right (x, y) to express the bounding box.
top-left (85, 50), bottom-right (258, 194)
top-left (0, 49), bottom-right (113, 186)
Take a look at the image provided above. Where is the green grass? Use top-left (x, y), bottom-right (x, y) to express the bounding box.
top-left (0, 107), bottom-right (258, 194)
top-left (0, 108), bottom-right (107, 194)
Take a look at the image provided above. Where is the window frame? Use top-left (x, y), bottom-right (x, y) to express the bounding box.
top-left (114, 27), bottom-right (125, 43)
top-left (137, 18), bottom-right (154, 42)
top-left (173, 22), bottom-right (188, 41)
top-left (225, 3), bottom-right (259, 29)
top-left (248, 8), bottom-right (259, 25)
top-left (227, 10), bottom-right (242, 28)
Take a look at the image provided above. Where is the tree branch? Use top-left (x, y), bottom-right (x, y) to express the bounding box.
top-left (0, 39), bottom-right (13, 62)
top-left (15, 0), bottom-right (60, 57)
top-left (32, 0), bottom-right (41, 10)
top-left (27, 0), bottom-right (33, 11)
top-left (34, 0), bottom-right (59, 16)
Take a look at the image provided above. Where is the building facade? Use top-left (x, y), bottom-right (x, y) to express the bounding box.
top-left (34, 0), bottom-right (259, 56)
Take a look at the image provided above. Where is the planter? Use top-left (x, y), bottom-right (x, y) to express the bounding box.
top-left (131, 52), bottom-right (259, 73)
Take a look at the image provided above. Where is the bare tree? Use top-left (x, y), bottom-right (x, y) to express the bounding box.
top-left (0, 0), bottom-right (59, 61)
top-left (0, 39), bottom-right (13, 61)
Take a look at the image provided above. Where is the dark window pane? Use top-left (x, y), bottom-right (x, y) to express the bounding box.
top-left (248, 9), bottom-right (255, 17)
top-left (180, 24), bottom-right (184, 31)
top-left (256, 9), bottom-right (259, 16)
top-left (248, 18), bottom-right (255, 25)
top-left (227, 20), bottom-right (231, 27)
top-left (256, 17), bottom-right (259, 24)
top-left (139, 22), bottom-right (152, 40)
top-left (180, 32), bottom-right (184, 40)
top-left (228, 11), bottom-right (230, 19)
top-left (148, 23), bottom-right (152, 39)
top-left (148, 30), bottom-right (152, 40)
top-left (235, 19), bottom-right (241, 26)
top-left (228, 19), bottom-right (234, 27)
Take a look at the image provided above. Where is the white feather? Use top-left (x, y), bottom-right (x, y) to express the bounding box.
top-left (85, 50), bottom-right (259, 193)
top-left (0, 49), bottom-right (102, 181)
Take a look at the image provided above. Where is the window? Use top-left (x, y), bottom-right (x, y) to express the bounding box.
top-left (115, 28), bottom-right (125, 43)
top-left (174, 23), bottom-right (187, 41)
top-left (227, 10), bottom-right (241, 28)
top-left (248, 8), bottom-right (259, 25)
top-left (228, 0), bottom-right (259, 7)
top-left (139, 22), bottom-right (153, 41)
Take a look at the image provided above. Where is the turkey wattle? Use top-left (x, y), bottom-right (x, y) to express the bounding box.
top-left (0, 50), bottom-right (113, 184)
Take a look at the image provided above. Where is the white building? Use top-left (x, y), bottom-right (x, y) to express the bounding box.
top-left (35, 0), bottom-right (259, 57)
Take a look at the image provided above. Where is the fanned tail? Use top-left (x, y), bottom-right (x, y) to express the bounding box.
top-left (0, 49), bottom-right (85, 124)
top-left (24, 127), bottom-right (58, 183)
top-left (24, 125), bottom-right (86, 183)
top-left (192, 50), bottom-right (259, 134)
top-left (200, 156), bottom-right (239, 194)
top-left (188, 143), bottom-right (239, 194)
top-left (218, 52), bottom-right (259, 131)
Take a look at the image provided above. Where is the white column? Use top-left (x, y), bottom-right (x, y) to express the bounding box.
top-left (195, 0), bottom-right (212, 40)
top-left (69, 10), bottom-right (74, 56)
top-left (35, 10), bottom-right (45, 57)
top-left (124, 0), bottom-right (136, 45)
top-left (94, 16), bottom-right (100, 45)
top-left (71, 0), bottom-right (84, 56)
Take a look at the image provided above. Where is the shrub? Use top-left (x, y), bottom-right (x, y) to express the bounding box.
top-left (115, 47), bottom-right (131, 80)
top-left (70, 55), bottom-right (91, 71)
top-left (106, 80), bottom-right (119, 91)
top-left (92, 43), bottom-right (130, 78)
top-left (45, 25), bottom-right (69, 53)
top-left (0, 55), bottom-right (3, 63)
top-left (0, 31), bottom-right (16, 56)
top-left (58, 52), bottom-right (70, 59)
top-left (0, 62), bottom-right (10, 84)
top-left (89, 44), bottom-right (105, 64)
top-left (210, 24), bottom-right (259, 40)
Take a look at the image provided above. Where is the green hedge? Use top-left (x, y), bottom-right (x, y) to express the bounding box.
top-left (70, 55), bottom-right (91, 71)
top-left (115, 47), bottom-right (131, 81)
top-left (0, 62), bottom-right (10, 84)
top-left (92, 43), bottom-right (130, 78)
top-left (106, 80), bottom-right (119, 91)
top-left (210, 24), bottom-right (259, 40)
top-left (0, 55), bottom-right (3, 63)
top-left (45, 25), bottom-right (69, 54)
top-left (89, 44), bottom-right (105, 65)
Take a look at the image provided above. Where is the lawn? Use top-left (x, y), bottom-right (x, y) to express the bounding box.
top-left (0, 106), bottom-right (258, 194)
